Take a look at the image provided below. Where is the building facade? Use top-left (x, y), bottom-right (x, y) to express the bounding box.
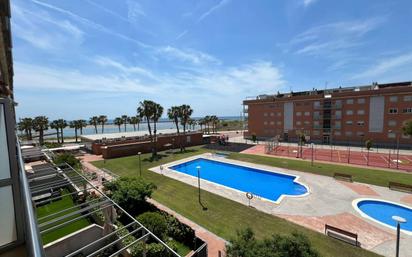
top-left (243, 81), bottom-right (412, 148)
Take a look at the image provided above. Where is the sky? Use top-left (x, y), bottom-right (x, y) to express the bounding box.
top-left (11, 0), bottom-right (412, 120)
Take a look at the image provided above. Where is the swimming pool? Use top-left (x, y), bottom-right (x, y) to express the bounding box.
top-left (169, 158), bottom-right (308, 203)
top-left (353, 198), bottom-right (412, 234)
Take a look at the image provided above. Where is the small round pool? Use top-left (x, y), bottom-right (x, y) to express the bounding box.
top-left (353, 198), bottom-right (412, 234)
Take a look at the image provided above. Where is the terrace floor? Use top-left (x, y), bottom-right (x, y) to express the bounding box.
top-left (153, 153), bottom-right (412, 257)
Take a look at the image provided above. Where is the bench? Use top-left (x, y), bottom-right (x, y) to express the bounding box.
top-left (325, 224), bottom-right (359, 246)
top-left (389, 182), bottom-right (412, 193)
top-left (333, 173), bottom-right (353, 182)
top-left (215, 151), bottom-right (230, 157)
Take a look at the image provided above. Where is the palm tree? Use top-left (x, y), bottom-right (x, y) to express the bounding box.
top-left (138, 100), bottom-right (163, 157)
top-left (98, 115), bottom-right (108, 133)
top-left (128, 116), bottom-right (141, 131)
top-left (89, 116), bottom-right (99, 134)
top-left (78, 119), bottom-right (87, 135)
top-left (114, 117), bottom-right (123, 132)
top-left (33, 116), bottom-right (49, 145)
top-left (210, 115), bottom-right (219, 133)
top-left (70, 120), bottom-right (81, 142)
top-left (18, 117), bottom-right (34, 140)
top-left (198, 118), bottom-right (204, 132)
top-left (50, 120), bottom-right (60, 143)
top-left (121, 115), bottom-right (128, 132)
top-left (168, 106), bottom-right (182, 151)
top-left (56, 119), bottom-right (68, 143)
top-left (179, 105), bottom-right (193, 151)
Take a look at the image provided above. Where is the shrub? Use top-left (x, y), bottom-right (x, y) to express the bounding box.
top-left (365, 139), bottom-right (373, 150)
top-left (105, 177), bottom-right (156, 214)
top-left (53, 153), bottom-right (80, 168)
top-left (252, 133), bottom-right (257, 142)
top-left (226, 228), bottom-right (320, 257)
top-left (164, 214), bottom-right (195, 248)
top-left (130, 242), bottom-right (174, 257)
top-left (137, 212), bottom-right (167, 240)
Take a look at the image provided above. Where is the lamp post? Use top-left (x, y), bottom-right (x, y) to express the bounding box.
top-left (311, 143), bottom-right (314, 166)
top-left (196, 166), bottom-right (207, 210)
top-left (138, 152), bottom-right (142, 177)
top-left (392, 215), bottom-right (407, 257)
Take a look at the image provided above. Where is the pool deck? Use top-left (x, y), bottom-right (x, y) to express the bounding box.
top-left (151, 153), bottom-right (412, 257)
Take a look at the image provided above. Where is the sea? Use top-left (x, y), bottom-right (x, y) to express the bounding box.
top-left (31, 116), bottom-right (240, 138)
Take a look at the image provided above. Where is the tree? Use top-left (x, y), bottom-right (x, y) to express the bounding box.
top-left (403, 120), bottom-right (412, 136)
top-left (136, 212), bottom-right (167, 240)
top-left (121, 115), bottom-right (129, 132)
top-left (365, 139), bottom-right (373, 166)
top-left (138, 100), bottom-right (163, 157)
top-left (204, 115), bottom-right (211, 134)
top-left (226, 228), bottom-right (320, 257)
top-left (50, 120), bottom-right (60, 143)
top-left (168, 106), bottom-right (182, 151)
top-left (78, 119), bottom-right (87, 135)
top-left (56, 119), bottom-right (68, 143)
top-left (33, 116), bottom-right (49, 145)
top-left (129, 116), bottom-right (141, 131)
top-left (210, 115), bottom-right (219, 133)
top-left (98, 115), bottom-right (108, 133)
top-left (69, 120), bottom-right (81, 142)
top-left (114, 117), bottom-right (123, 132)
top-left (105, 177), bottom-right (156, 213)
top-left (18, 117), bottom-right (33, 140)
top-left (89, 116), bottom-right (99, 134)
top-left (179, 105), bottom-right (193, 151)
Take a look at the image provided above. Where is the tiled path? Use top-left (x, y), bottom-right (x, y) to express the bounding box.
top-left (338, 181), bottom-right (380, 196)
top-left (147, 199), bottom-right (227, 257)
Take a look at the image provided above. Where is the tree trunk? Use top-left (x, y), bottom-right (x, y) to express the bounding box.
top-left (124, 123), bottom-right (127, 132)
top-left (118, 125), bottom-right (121, 132)
top-left (153, 121), bottom-right (158, 157)
top-left (61, 128), bottom-right (65, 143)
top-left (183, 123), bottom-right (186, 151)
top-left (94, 125), bottom-right (98, 134)
top-left (75, 128), bottom-right (78, 142)
top-left (174, 119), bottom-right (182, 152)
top-left (133, 124), bottom-right (136, 131)
top-left (39, 129), bottom-right (44, 145)
top-left (137, 123), bottom-right (140, 131)
top-left (102, 124), bottom-right (104, 133)
top-left (55, 129), bottom-right (60, 143)
top-left (29, 129), bottom-right (32, 140)
top-left (146, 118), bottom-right (154, 158)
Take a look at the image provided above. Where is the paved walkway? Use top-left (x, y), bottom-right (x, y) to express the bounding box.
top-left (147, 199), bottom-right (227, 257)
top-left (78, 154), bottom-right (115, 187)
top-left (153, 153), bottom-right (412, 257)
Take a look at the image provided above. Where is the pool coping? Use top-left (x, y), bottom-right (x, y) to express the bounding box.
top-left (352, 198), bottom-right (412, 236)
top-left (157, 153), bottom-right (310, 205)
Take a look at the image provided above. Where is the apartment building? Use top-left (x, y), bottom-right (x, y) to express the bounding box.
top-left (243, 81), bottom-right (412, 148)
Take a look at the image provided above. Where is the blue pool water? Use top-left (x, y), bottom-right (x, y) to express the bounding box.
top-left (170, 158), bottom-right (307, 202)
top-left (357, 200), bottom-right (412, 232)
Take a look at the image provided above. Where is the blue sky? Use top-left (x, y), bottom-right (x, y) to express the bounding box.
top-left (12, 0), bottom-right (412, 119)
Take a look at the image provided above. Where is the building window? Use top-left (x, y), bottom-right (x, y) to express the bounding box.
top-left (277, 112), bottom-right (282, 117)
top-left (335, 100), bottom-right (342, 108)
top-left (270, 112), bottom-right (274, 116)
top-left (270, 121), bottom-right (275, 125)
top-left (304, 111), bottom-right (310, 116)
top-left (346, 99), bottom-right (354, 104)
top-left (389, 108), bottom-right (398, 114)
top-left (388, 132), bottom-right (396, 139)
top-left (388, 120), bottom-right (397, 127)
top-left (334, 131), bottom-right (341, 136)
top-left (402, 108), bottom-right (412, 113)
top-left (356, 132), bottom-right (365, 137)
top-left (402, 134), bottom-right (411, 139)
top-left (403, 95), bottom-right (412, 102)
top-left (314, 121), bottom-right (320, 126)
top-left (357, 110), bottom-right (365, 115)
top-left (335, 121), bottom-right (341, 129)
top-left (314, 101), bottom-right (321, 108)
top-left (276, 121), bottom-right (282, 125)
top-left (346, 120), bottom-right (353, 125)
top-left (357, 121), bottom-right (365, 126)
top-left (335, 110), bottom-right (342, 119)
top-left (296, 121), bottom-right (302, 126)
top-left (389, 96), bottom-right (398, 102)
top-left (357, 98), bottom-right (365, 104)
top-left (264, 121), bottom-right (268, 125)
top-left (296, 112), bottom-right (302, 116)
top-left (264, 112), bottom-right (268, 116)
top-left (345, 131), bottom-right (353, 136)
top-left (304, 121), bottom-right (310, 125)
top-left (313, 130), bottom-right (320, 136)
top-left (346, 110), bottom-right (353, 115)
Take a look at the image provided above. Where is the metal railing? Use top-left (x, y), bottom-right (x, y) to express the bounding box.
top-left (16, 140), bottom-right (45, 257)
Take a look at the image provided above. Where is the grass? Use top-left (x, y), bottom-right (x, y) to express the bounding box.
top-left (229, 152), bottom-right (412, 187)
top-left (93, 146), bottom-right (383, 257)
top-left (36, 190), bottom-right (91, 245)
top-left (170, 239), bottom-right (192, 256)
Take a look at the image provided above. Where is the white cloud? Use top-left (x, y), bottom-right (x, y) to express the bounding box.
top-left (126, 0), bottom-right (146, 23)
top-left (291, 18), bottom-right (384, 57)
top-left (352, 52), bottom-right (412, 80)
top-left (198, 0), bottom-right (231, 22)
top-left (303, 0), bottom-right (317, 7)
top-left (156, 46), bottom-right (221, 65)
top-left (175, 30), bottom-right (188, 40)
top-left (12, 2), bottom-right (84, 50)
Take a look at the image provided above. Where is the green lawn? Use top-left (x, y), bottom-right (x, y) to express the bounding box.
top-left (229, 152), bottom-right (412, 187)
top-left (93, 146), bottom-right (386, 257)
top-left (36, 190), bottom-right (91, 245)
